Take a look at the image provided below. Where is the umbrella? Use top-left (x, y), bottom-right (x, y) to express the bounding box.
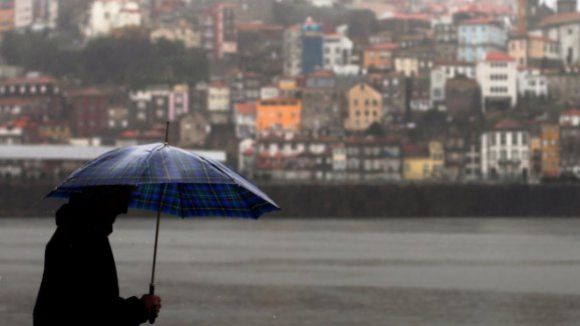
top-left (45, 137), bottom-right (280, 306)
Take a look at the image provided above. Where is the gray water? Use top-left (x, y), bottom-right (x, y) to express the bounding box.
top-left (3, 217), bottom-right (580, 326)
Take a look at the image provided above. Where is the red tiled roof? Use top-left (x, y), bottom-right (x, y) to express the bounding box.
top-left (495, 118), bottom-right (522, 130)
top-left (485, 52), bottom-right (515, 62)
top-left (390, 13), bottom-right (431, 22)
top-left (308, 69), bottom-right (335, 78)
top-left (0, 98), bottom-right (39, 106)
top-left (528, 35), bottom-right (558, 43)
top-left (366, 43), bottom-right (398, 51)
top-left (435, 58), bottom-right (474, 66)
top-left (209, 81), bottom-right (227, 88)
top-left (242, 148), bottom-right (255, 155)
top-left (1, 75), bottom-right (58, 85)
top-left (539, 12), bottom-right (580, 28)
top-left (236, 102), bottom-right (256, 115)
top-left (119, 130), bottom-right (139, 138)
top-left (561, 108), bottom-right (580, 117)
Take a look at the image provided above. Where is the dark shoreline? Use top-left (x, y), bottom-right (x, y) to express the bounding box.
top-left (2, 180), bottom-right (580, 218)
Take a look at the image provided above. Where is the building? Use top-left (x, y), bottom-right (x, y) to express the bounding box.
top-left (560, 108), bottom-right (580, 126)
top-left (323, 32), bottom-right (354, 73)
top-left (301, 18), bottom-right (325, 75)
top-left (435, 59), bottom-right (476, 79)
top-left (508, 35), bottom-right (560, 69)
top-left (560, 124), bottom-right (580, 177)
top-left (363, 43), bottom-right (397, 71)
top-left (540, 124), bottom-right (560, 177)
top-left (283, 24), bottom-right (302, 77)
top-left (457, 18), bottom-right (507, 62)
top-left (31, 0), bottom-right (58, 31)
top-left (0, 0), bottom-right (14, 32)
top-left (546, 67), bottom-right (580, 102)
top-left (202, 3), bottom-right (237, 60)
top-left (463, 135), bottom-right (482, 181)
top-left (537, 12), bottom-right (580, 66)
top-left (476, 52), bottom-right (518, 112)
top-left (206, 81), bottom-right (230, 124)
top-left (430, 67), bottom-right (446, 107)
top-left (481, 119), bottom-right (530, 181)
top-left (372, 71), bottom-right (407, 123)
top-left (150, 25), bottom-right (202, 49)
top-left (433, 20), bottom-right (458, 60)
top-left (14, 0), bottom-right (33, 29)
top-left (301, 69), bottom-right (342, 133)
top-left (557, 0), bottom-right (577, 13)
top-left (236, 22), bottom-right (284, 78)
top-left (340, 136), bottom-right (402, 182)
top-left (403, 141), bottom-right (445, 181)
top-left (517, 68), bottom-right (549, 98)
top-left (179, 112), bottom-right (211, 148)
top-left (256, 98), bottom-right (301, 132)
top-left (344, 83), bottom-right (383, 132)
top-left (234, 102), bottom-right (256, 139)
top-left (84, 0), bottom-right (142, 38)
top-left (445, 76), bottom-right (481, 117)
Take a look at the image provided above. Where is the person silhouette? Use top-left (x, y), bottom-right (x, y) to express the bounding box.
top-left (34, 186), bottom-right (161, 326)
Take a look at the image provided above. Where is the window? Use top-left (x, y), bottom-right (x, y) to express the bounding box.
top-left (500, 132), bottom-right (506, 146)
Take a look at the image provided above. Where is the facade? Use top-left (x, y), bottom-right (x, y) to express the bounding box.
top-left (236, 22), bottom-right (284, 78)
top-left (256, 98), bottom-right (301, 132)
top-left (0, 74), bottom-right (63, 122)
top-left (476, 52), bottom-right (518, 112)
top-left (517, 69), bottom-right (549, 98)
top-left (344, 83), bottom-right (383, 132)
top-left (283, 25), bottom-right (301, 77)
top-left (66, 88), bottom-right (112, 138)
top-left (234, 102), bottom-right (256, 139)
top-left (560, 108), bottom-right (580, 126)
top-left (445, 76), bottom-right (481, 117)
top-left (150, 25), bottom-right (202, 49)
top-left (538, 12), bottom-right (580, 66)
top-left (301, 18), bottom-right (324, 75)
top-left (301, 69), bottom-right (342, 133)
top-left (433, 21), bottom-right (458, 60)
top-left (540, 124), bottom-right (560, 177)
top-left (84, 0), bottom-right (142, 38)
top-left (32, 0), bottom-right (58, 31)
top-left (323, 33), bottom-right (353, 71)
top-left (457, 18), bottom-right (507, 62)
top-left (363, 43), bottom-right (397, 70)
top-left (202, 3), bottom-right (237, 60)
top-left (481, 119), bottom-right (530, 181)
top-left (463, 136), bottom-right (482, 181)
top-left (374, 72), bottom-right (407, 122)
top-left (557, 0), bottom-right (577, 13)
top-left (560, 125), bottom-right (580, 176)
top-left (546, 68), bottom-right (580, 102)
top-left (403, 141), bottom-right (445, 181)
top-left (508, 35), bottom-right (560, 69)
top-left (435, 59), bottom-right (476, 79)
top-left (207, 81), bottom-right (230, 124)
top-left (430, 67), bottom-right (446, 106)
top-left (14, 0), bottom-right (33, 29)
top-left (179, 112), bottom-right (210, 148)
top-left (0, 0), bottom-right (14, 32)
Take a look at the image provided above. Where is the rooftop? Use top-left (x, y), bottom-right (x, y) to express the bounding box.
top-left (539, 12), bottom-right (580, 28)
top-left (485, 52), bottom-right (515, 62)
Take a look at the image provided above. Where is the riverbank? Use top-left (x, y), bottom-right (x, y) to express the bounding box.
top-left (1, 180), bottom-right (579, 217)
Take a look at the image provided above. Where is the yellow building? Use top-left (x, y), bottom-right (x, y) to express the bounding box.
top-left (394, 56), bottom-right (419, 77)
top-left (256, 97), bottom-right (301, 131)
top-left (540, 124), bottom-right (560, 177)
top-left (344, 82), bottom-right (382, 132)
top-left (403, 141), bottom-right (445, 180)
top-left (508, 35), bottom-right (559, 69)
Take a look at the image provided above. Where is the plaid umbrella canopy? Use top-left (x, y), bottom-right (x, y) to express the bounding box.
top-left (45, 141), bottom-right (280, 307)
top-left (46, 142), bottom-right (279, 218)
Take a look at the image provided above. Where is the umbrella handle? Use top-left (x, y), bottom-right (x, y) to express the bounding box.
top-left (148, 282), bottom-right (157, 324)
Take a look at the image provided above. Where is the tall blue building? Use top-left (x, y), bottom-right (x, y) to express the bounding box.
top-left (301, 18), bottom-right (324, 75)
top-left (457, 18), bottom-right (507, 63)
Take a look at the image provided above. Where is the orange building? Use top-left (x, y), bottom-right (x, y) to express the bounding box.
top-left (0, 0), bottom-right (14, 33)
top-left (256, 97), bottom-right (301, 131)
top-left (540, 124), bottom-right (560, 177)
top-left (363, 43), bottom-right (398, 70)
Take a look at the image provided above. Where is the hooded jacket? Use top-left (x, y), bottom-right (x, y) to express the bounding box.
top-left (33, 203), bottom-right (149, 326)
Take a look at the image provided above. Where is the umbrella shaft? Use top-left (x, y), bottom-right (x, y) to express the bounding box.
top-left (150, 209), bottom-right (162, 292)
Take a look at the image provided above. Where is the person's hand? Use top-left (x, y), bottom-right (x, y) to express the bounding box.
top-left (141, 294), bottom-right (161, 323)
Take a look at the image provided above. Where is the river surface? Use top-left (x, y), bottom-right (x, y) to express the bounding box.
top-left (3, 217), bottom-right (580, 325)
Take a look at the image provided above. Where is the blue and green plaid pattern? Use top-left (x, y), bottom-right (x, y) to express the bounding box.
top-left (46, 143), bottom-right (280, 219)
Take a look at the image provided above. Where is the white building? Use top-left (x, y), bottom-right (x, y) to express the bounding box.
top-left (84, 0), bottom-right (142, 38)
top-left (207, 81), bottom-right (230, 124)
top-left (537, 12), bottom-right (580, 66)
top-left (283, 25), bottom-right (302, 77)
top-left (31, 0), bottom-right (58, 31)
top-left (476, 52), bottom-right (518, 112)
top-left (481, 119), bottom-right (530, 181)
top-left (15, 0), bottom-right (33, 29)
top-left (435, 59), bottom-right (476, 79)
top-left (430, 67), bottom-right (446, 106)
top-left (260, 85), bottom-right (280, 100)
top-left (323, 33), bottom-right (353, 71)
top-left (517, 69), bottom-right (549, 98)
top-left (308, 0), bottom-right (337, 7)
top-left (559, 108), bottom-right (580, 126)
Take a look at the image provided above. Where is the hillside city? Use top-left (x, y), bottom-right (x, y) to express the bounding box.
top-left (0, 0), bottom-right (579, 184)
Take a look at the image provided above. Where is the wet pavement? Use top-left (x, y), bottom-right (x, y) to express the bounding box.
top-left (3, 217), bottom-right (580, 325)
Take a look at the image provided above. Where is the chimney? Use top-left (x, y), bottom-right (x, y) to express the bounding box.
top-left (517, 0), bottom-right (527, 35)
